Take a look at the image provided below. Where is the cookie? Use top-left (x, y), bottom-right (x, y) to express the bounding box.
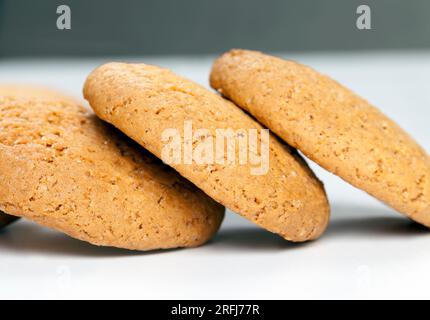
top-left (0, 85), bottom-right (60, 228)
top-left (210, 49), bottom-right (430, 226)
top-left (0, 86), bottom-right (224, 250)
top-left (84, 63), bottom-right (330, 242)
top-left (0, 211), bottom-right (18, 228)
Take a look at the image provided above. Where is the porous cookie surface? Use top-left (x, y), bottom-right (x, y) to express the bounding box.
top-left (0, 85), bottom-right (47, 228)
top-left (0, 87), bottom-right (224, 250)
top-left (210, 49), bottom-right (430, 226)
top-left (84, 63), bottom-right (330, 242)
top-left (0, 211), bottom-right (18, 228)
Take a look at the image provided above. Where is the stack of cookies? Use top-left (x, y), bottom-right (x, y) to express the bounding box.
top-left (0, 50), bottom-right (428, 251)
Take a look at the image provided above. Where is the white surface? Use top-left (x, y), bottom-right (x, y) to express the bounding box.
top-left (0, 51), bottom-right (429, 299)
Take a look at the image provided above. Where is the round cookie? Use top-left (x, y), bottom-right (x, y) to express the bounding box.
top-left (0, 211), bottom-right (18, 228)
top-left (210, 49), bottom-right (430, 227)
top-left (0, 86), bottom-right (224, 251)
top-left (84, 63), bottom-right (330, 242)
top-left (0, 85), bottom-right (54, 228)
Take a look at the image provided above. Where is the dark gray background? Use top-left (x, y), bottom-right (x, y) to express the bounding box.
top-left (0, 0), bottom-right (429, 57)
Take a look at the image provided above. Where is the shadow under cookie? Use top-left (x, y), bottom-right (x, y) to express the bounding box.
top-left (0, 210), bottom-right (19, 228)
top-left (0, 220), bottom-right (179, 257)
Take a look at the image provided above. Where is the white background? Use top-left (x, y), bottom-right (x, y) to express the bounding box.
top-left (0, 51), bottom-right (429, 299)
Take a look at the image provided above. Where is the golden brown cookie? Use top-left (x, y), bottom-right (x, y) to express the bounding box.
top-left (0, 86), bottom-right (224, 250)
top-left (0, 211), bottom-right (18, 228)
top-left (84, 63), bottom-right (330, 242)
top-left (0, 85), bottom-right (59, 229)
top-left (210, 49), bottom-right (430, 227)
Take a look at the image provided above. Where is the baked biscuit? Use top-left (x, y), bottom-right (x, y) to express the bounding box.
top-left (0, 85), bottom-right (61, 228)
top-left (0, 211), bottom-right (18, 228)
top-left (84, 63), bottom-right (330, 242)
top-left (210, 49), bottom-right (430, 226)
top-left (0, 86), bottom-right (224, 250)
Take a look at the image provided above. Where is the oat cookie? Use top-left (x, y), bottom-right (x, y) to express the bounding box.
top-left (84, 63), bottom-right (330, 242)
top-left (210, 49), bottom-right (430, 226)
top-left (0, 86), bottom-right (224, 250)
top-left (0, 86), bottom-right (49, 229)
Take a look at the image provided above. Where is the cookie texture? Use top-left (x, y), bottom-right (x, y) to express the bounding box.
top-left (210, 49), bottom-right (430, 226)
top-left (0, 86), bottom-right (224, 250)
top-left (0, 211), bottom-right (18, 228)
top-left (84, 63), bottom-right (330, 242)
